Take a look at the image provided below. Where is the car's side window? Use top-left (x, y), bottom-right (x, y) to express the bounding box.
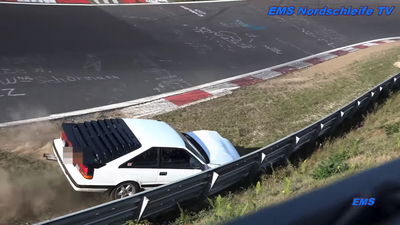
top-left (160, 148), bottom-right (202, 169)
top-left (119, 147), bottom-right (158, 168)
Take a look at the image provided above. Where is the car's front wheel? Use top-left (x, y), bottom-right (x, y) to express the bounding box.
top-left (110, 182), bottom-right (139, 200)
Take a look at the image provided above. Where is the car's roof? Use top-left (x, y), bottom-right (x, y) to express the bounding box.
top-left (122, 118), bottom-right (186, 149)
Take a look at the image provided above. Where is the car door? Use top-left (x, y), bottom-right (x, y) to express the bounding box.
top-left (157, 147), bottom-right (203, 184)
top-left (118, 147), bottom-right (160, 187)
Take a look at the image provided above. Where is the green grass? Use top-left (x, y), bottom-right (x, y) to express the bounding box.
top-left (311, 149), bottom-right (350, 180)
top-left (156, 47), bottom-right (400, 152)
top-left (123, 46), bottom-right (400, 225)
top-left (165, 92), bottom-right (400, 225)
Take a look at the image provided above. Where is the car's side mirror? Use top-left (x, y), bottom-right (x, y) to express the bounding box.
top-left (190, 161), bottom-right (208, 170)
top-left (204, 164), bottom-right (211, 170)
top-left (190, 156), bottom-right (207, 170)
top-left (197, 164), bottom-right (209, 171)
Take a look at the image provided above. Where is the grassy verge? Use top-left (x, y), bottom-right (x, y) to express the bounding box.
top-left (126, 44), bottom-right (400, 224)
top-left (155, 44), bottom-right (400, 153)
top-left (170, 91), bottom-right (400, 225)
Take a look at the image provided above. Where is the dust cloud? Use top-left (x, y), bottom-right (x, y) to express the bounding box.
top-left (0, 120), bottom-right (108, 225)
top-left (0, 158), bottom-right (108, 225)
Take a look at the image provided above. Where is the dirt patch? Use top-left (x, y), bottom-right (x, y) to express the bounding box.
top-left (0, 114), bottom-right (126, 224)
top-left (0, 151), bottom-right (108, 225)
top-left (0, 121), bottom-right (60, 158)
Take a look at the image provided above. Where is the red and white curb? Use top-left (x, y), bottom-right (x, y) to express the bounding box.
top-left (0, 37), bottom-right (399, 128)
top-left (120, 37), bottom-right (400, 118)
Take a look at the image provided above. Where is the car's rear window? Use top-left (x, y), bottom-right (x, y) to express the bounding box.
top-left (62, 119), bottom-right (141, 168)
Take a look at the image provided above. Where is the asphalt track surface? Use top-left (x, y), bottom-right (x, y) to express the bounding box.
top-left (0, 0), bottom-right (399, 123)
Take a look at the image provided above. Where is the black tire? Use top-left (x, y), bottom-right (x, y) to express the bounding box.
top-left (110, 181), bottom-right (139, 200)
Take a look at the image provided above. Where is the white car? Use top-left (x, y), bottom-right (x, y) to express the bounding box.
top-left (53, 118), bottom-right (240, 199)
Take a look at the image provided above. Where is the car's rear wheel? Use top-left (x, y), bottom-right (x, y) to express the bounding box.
top-left (110, 182), bottom-right (139, 200)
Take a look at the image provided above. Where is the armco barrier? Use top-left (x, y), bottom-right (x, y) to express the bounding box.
top-left (210, 153), bottom-right (260, 195)
top-left (36, 72), bottom-right (400, 225)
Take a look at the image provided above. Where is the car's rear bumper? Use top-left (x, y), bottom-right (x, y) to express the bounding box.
top-left (53, 139), bottom-right (110, 192)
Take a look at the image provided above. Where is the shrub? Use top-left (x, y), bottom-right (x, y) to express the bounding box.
top-left (311, 151), bottom-right (349, 180)
top-left (384, 122), bottom-right (400, 135)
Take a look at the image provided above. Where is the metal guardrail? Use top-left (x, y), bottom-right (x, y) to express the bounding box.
top-left (36, 72), bottom-right (400, 225)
